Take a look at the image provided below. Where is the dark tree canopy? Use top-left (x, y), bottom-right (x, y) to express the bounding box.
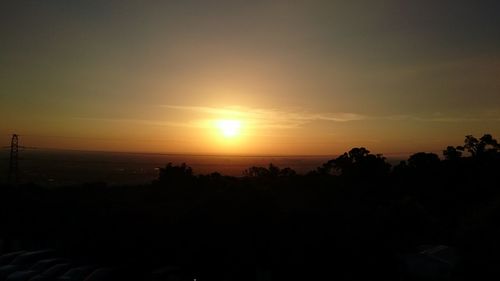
top-left (407, 152), bottom-right (440, 169)
top-left (443, 146), bottom-right (463, 161)
top-left (320, 147), bottom-right (391, 179)
top-left (243, 164), bottom-right (296, 178)
top-left (462, 134), bottom-right (500, 158)
top-left (157, 162), bottom-right (193, 183)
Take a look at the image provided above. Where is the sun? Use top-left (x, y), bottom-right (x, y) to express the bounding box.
top-left (216, 119), bottom-right (241, 138)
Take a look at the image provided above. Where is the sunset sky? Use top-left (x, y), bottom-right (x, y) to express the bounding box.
top-left (1, 1), bottom-right (500, 155)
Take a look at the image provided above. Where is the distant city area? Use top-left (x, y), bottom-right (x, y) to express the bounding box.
top-left (0, 149), bottom-right (346, 185)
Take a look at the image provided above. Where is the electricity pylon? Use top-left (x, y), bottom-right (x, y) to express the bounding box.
top-left (8, 134), bottom-right (19, 184)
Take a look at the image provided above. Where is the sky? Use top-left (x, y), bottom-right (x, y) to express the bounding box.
top-left (1, 0), bottom-right (500, 155)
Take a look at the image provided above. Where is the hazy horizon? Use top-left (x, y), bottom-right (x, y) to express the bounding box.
top-left (0, 149), bottom-right (336, 184)
top-left (0, 132), bottom-right (457, 159)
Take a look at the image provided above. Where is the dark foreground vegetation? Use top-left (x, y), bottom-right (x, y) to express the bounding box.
top-left (1, 134), bottom-right (500, 280)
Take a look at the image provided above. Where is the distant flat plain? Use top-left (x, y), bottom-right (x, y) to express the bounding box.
top-left (0, 149), bottom-right (404, 186)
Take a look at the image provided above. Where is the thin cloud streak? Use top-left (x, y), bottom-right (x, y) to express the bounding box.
top-left (73, 117), bottom-right (196, 128)
top-left (74, 107), bottom-right (500, 132)
top-left (162, 105), bottom-right (500, 127)
top-left (382, 115), bottom-right (500, 123)
top-left (161, 105), bottom-right (367, 129)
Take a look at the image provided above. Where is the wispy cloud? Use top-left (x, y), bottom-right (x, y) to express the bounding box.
top-left (161, 105), bottom-right (367, 129)
top-left (74, 107), bottom-right (500, 131)
top-left (72, 117), bottom-right (196, 128)
top-left (381, 114), bottom-right (500, 123)
top-left (160, 105), bottom-right (500, 128)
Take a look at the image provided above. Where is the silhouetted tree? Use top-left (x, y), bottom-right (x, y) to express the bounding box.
top-left (279, 167), bottom-right (297, 177)
top-left (268, 163), bottom-right (280, 177)
top-left (157, 163), bottom-right (193, 184)
top-left (461, 134), bottom-right (500, 158)
top-left (243, 164), bottom-right (297, 178)
top-left (321, 147), bottom-right (390, 178)
top-left (479, 134), bottom-right (500, 154)
top-left (407, 152), bottom-right (440, 170)
top-left (392, 160), bottom-right (409, 177)
top-left (462, 135), bottom-right (480, 157)
top-left (243, 166), bottom-right (270, 178)
top-left (443, 146), bottom-right (463, 161)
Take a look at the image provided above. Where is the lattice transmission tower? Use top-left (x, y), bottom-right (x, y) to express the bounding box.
top-left (8, 134), bottom-right (19, 184)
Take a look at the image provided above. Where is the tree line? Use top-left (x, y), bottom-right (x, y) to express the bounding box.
top-left (1, 134), bottom-right (500, 280)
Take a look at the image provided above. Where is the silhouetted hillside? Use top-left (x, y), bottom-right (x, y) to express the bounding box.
top-left (1, 134), bottom-right (500, 280)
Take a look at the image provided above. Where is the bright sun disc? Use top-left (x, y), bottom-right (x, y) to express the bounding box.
top-left (216, 119), bottom-right (241, 138)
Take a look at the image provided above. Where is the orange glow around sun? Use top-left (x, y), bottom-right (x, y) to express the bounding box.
top-left (216, 119), bottom-right (241, 138)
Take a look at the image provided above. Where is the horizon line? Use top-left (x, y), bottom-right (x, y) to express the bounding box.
top-left (0, 146), bottom-right (438, 159)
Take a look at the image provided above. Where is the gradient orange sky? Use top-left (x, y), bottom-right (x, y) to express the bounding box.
top-left (1, 1), bottom-right (500, 155)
